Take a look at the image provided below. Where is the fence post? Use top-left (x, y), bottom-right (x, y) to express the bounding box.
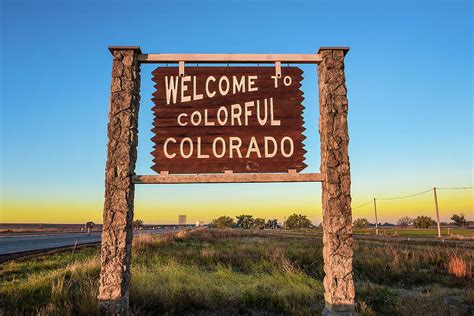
top-left (98, 46), bottom-right (141, 315)
top-left (318, 47), bottom-right (356, 315)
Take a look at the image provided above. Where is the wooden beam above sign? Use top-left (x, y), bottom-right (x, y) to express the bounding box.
top-left (138, 53), bottom-right (322, 64)
top-left (132, 173), bottom-right (324, 184)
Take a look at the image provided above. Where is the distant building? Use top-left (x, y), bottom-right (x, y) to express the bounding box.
top-left (178, 215), bottom-right (186, 225)
top-left (196, 220), bottom-right (204, 227)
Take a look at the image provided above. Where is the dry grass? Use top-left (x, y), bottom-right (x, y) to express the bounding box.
top-left (447, 254), bottom-right (472, 278)
top-left (1, 229), bottom-right (472, 315)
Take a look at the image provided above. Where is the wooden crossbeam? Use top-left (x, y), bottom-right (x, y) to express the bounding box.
top-left (138, 53), bottom-right (322, 64)
top-left (132, 173), bottom-right (324, 184)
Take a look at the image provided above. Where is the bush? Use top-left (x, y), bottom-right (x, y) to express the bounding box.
top-left (413, 216), bottom-right (435, 228)
top-left (285, 214), bottom-right (312, 229)
top-left (353, 218), bottom-right (370, 228)
top-left (210, 216), bottom-right (235, 228)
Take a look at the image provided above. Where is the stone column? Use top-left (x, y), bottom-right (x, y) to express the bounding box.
top-left (98, 46), bottom-right (141, 315)
top-left (317, 47), bottom-right (355, 315)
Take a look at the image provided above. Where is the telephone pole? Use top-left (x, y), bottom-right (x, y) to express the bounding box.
top-left (433, 187), bottom-right (441, 238)
top-left (373, 198), bottom-right (379, 235)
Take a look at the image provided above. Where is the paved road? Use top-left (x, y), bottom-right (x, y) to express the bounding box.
top-left (0, 229), bottom-right (175, 255)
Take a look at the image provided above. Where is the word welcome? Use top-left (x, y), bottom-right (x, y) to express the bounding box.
top-left (165, 74), bottom-right (293, 105)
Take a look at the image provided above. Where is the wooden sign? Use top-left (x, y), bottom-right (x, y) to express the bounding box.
top-left (151, 67), bottom-right (307, 174)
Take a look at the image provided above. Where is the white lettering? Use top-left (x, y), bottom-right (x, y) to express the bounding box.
top-left (163, 138), bottom-right (176, 158)
top-left (231, 104), bottom-right (242, 126)
top-left (257, 99), bottom-right (267, 125)
top-left (269, 98), bottom-right (281, 126)
top-left (229, 137), bottom-right (242, 158)
top-left (180, 137), bottom-right (193, 158)
top-left (197, 137), bottom-right (209, 158)
top-left (281, 136), bottom-right (294, 157)
top-left (271, 75), bottom-right (279, 88)
top-left (232, 76), bottom-right (246, 94)
top-left (248, 76), bottom-right (258, 92)
top-left (165, 76), bottom-right (179, 105)
top-left (264, 136), bottom-right (277, 158)
top-left (177, 113), bottom-right (188, 126)
top-left (204, 109), bottom-right (215, 126)
top-left (180, 76), bottom-right (191, 102)
top-left (206, 76), bottom-right (216, 98)
top-left (217, 106), bottom-right (228, 125)
top-left (246, 137), bottom-right (261, 158)
top-left (190, 111), bottom-right (202, 126)
top-left (218, 76), bottom-right (230, 96)
top-left (212, 137), bottom-right (226, 158)
top-left (244, 101), bottom-right (254, 126)
top-left (193, 76), bottom-right (204, 100)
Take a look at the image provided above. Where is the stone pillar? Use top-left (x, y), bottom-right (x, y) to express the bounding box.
top-left (317, 47), bottom-right (355, 315)
top-left (98, 46), bottom-right (141, 315)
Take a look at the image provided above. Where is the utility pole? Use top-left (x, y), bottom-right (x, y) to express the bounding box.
top-left (373, 198), bottom-right (379, 235)
top-left (433, 187), bottom-right (441, 238)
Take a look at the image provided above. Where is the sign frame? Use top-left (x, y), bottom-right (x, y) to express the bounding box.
top-left (99, 46), bottom-right (355, 315)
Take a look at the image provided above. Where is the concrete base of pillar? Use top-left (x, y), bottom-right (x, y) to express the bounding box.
top-left (98, 295), bottom-right (129, 315)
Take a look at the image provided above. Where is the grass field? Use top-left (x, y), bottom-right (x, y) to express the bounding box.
top-left (1, 229), bottom-right (473, 315)
top-left (352, 227), bottom-right (474, 238)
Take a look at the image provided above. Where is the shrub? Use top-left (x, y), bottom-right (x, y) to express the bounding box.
top-left (286, 214), bottom-right (312, 229)
top-left (353, 218), bottom-right (370, 228)
top-left (413, 216), bottom-right (435, 228)
top-left (210, 216), bottom-right (235, 228)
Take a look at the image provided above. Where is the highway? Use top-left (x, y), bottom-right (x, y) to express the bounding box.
top-left (0, 229), bottom-right (174, 256)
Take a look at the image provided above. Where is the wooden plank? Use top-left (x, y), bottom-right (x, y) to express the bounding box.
top-left (151, 66), bottom-right (307, 174)
top-left (132, 173), bottom-right (324, 184)
top-left (139, 53), bottom-right (322, 64)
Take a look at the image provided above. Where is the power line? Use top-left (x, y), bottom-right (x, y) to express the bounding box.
top-left (375, 188), bottom-right (433, 201)
top-left (352, 200), bottom-right (373, 209)
top-left (352, 186), bottom-right (472, 209)
top-left (436, 186), bottom-right (473, 190)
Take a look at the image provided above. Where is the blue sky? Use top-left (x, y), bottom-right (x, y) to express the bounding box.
top-left (1, 0), bottom-right (472, 224)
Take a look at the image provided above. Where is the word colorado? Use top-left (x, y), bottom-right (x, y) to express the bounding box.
top-left (163, 136), bottom-right (294, 159)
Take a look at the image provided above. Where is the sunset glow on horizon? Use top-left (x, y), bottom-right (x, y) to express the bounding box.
top-left (1, 1), bottom-right (472, 225)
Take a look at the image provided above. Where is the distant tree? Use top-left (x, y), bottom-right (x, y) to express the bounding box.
top-left (85, 221), bottom-right (95, 235)
top-left (413, 216), bottom-right (435, 229)
top-left (451, 214), bottom-right (468, 227)
top-left (133, 219), bottom-right (144, 230)
top-left (210, 216), bottom-right (235, 228)
top-left (286, 214), bottom-right (312, 229)
top-left (265, 219), bottom-right (278, 229)
top-left (236, 215), bottom-right (254, 229)
top-left (397, 216), bottom-right (413, 227)
top-left (252, 218), bottom-right (265, 229)
top-left (353, 218), bottom-right (370, 229)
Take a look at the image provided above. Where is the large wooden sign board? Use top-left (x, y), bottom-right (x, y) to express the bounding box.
top-left (151, 67), bottom-right (306, 174)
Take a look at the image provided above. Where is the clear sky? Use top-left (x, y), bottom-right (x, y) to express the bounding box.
top-left (1, 0), bottom-right (472, 225)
